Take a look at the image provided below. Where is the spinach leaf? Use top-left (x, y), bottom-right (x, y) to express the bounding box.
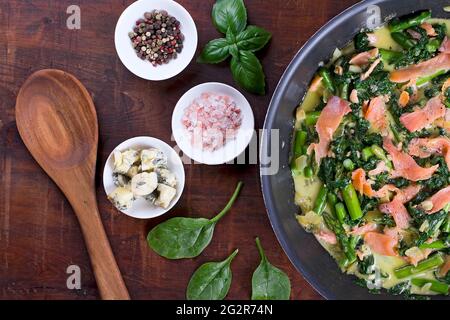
top-left (147, 182), bottom-right (243, 259)
top-left (251, 237), bottom-right (291, 300)
top-left (186, 249), bottom-right (238, 300)
top-left (212, 0), bottom-right (247, 34)
top-left (197, 38), bottom-right (230, 63)
top-left (236, 26), bottom-right (272, 52)
top-left (231, 50), bottom-right (265, 95)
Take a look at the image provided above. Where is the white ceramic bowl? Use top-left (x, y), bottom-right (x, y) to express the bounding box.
top-left (172, 82), bottom-right (255, 165)
top-left (103, 136), bottom-right (185, 219)
top-left (114, 0), bottom-right (198, 80)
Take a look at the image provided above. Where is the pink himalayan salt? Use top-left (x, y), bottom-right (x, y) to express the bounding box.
top-left (181, 92), bottom-right (242, 151)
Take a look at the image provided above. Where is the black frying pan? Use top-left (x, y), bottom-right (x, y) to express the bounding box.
top-left (261, 0), bottom-right (450, 300)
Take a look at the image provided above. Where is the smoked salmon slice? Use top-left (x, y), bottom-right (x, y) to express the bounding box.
top-left (421, 22), bottom-right (437, 37)
top-left (399, 91), bottom-right (410, 108)
top-left (364, 231), bottom-right (398, 256)
top-left (352, 167), bottom-right (421, 201)
top-left (361, 58), bottom-right (381, 81)
top-left (364, 96), bottom-right (389, 134)
top-left (316, 230), bottom-right (338, 245)
top-left (349, 48), bottom-right (379, 66)
top-left (408, 136), bottom-right (450, 169)
top-left (424, 185), bottom-right (450, 214)
top-left (349, 222), bottom-right (378, 236)
top-left (311, 96), bottom-right (352, 164)
top-left (383, 138), bottom-right (439, 181)
top-left (390, 53), bottom-right (450, 83)
top-left (400, 96), bottom-right (446, 132)
top-left (379, 199), bottom-right (412, 229)
top-left (393, 184), bottom-right (422, 203)
top-left (368, 161), bottom-right (389, 176)
top-left (352, 168), bottom-right (375, 197)
top-left (439, 37), bottom-right (450, 54)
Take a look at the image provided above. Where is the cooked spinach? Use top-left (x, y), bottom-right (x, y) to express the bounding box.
top-left (374, 214), bottom-right (396, 228)
top-left (292, 10), bottom-right (450, 297)
top-left (354, 32), bottom-right (371, 52)
top-left (186, 249), bottom-right (238, 300)
top-left (251, 237), bottom-right (291, 300)
top-left (354, 71), bottom-right (394, 102)
top-left (437, 270), bottom-right (450, 285)
top-left (415, 211), bottom-right (447, 246)
top-left (354, 278), bottom-right (381, 294)
top-left (393, 24), bottom-right (442, 68)
top-left (388, 281), bottom-right (411, 295)
top-left (358, 255), bottom-right (375, 275)
top-left (419, 156), bottom-right (450, 192)
top-left (360, 196), bottom-right (378, 215)
top-left (388, 281), bottom-right (431, 300)
top-left (318, 157), bottom-right (350, 192)
top-left (147, 182), bottom-right (243, 259)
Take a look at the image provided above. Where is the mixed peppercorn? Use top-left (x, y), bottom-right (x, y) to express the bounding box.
top-left (129, 10), bottom-right (185, 66)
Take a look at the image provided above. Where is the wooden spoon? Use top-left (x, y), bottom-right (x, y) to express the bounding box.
top-left (15, 69), bottom-right (130, 300)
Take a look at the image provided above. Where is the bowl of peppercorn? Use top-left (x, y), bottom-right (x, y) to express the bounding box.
top-left (115, 0), bottom-right (197, 81)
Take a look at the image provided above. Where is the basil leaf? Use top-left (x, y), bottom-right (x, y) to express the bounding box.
top-left (226, 28), bottom-right (239, 58)
top-left (251, 237), bottom-right (291, 300)
top-left (186, 249), bottom-right (238, 300)
top-left (236, 26), bottom-right (272, 52)
top-left (147, 182), bottom-right (243, 259)
top-left (212, 0), bottom-right (247, 34)
top-left (198, 38), bottom-right (230, 64)
top-left (230, 51), bottom-right (265, 95)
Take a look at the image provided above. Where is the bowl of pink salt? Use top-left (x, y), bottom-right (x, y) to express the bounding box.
top-left (172, 82), bottom-right (254, 165)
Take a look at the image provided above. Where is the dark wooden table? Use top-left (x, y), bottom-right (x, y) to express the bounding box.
top-left (0, 0), bottom-right (358, 300)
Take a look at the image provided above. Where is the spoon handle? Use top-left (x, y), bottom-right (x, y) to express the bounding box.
top-left (69, 191), bottom-right (130, 300)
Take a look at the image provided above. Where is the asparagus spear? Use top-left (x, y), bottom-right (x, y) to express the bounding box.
top-left (394, 253), bottom-right (445, 279)
top-left (343, 159), bottom-right (355, 171)
top-left (371, 145), bottom-right (393, 169)
top-left (391, 32), bottom-right (416, 50)
top-left (389, 10), bottom-right (431, 33)
top-left (418, 239), bottom-right (448, 250)
top-left (318, 68), bottom-right (335, 93)
top-left (313, 185), bottom-right (328, 215)
top-left (411, 278), bottom-right (449, 295)
top-left (379, 48), bottom-right (403, 64)
top-left (323, 211), bottom-right (356, 266)
top-left (305, 111), bottom-right (321, 126)
top-left (335, 202), bottom-right (348, 224)
top-left (416, 69), bottom-right (447, 86)
top-left (362, 147), bottom-right (374, 161)
top-left (426, 39), bottom-right (442, 53)
top-left (327, 193), bottom-right (338, 216)
top-left (339, 83), bottom-right (349, 100)
top-left (293, 130), bottom-right (307, 158)
top-left (342, 184), bottom-right (363, 221)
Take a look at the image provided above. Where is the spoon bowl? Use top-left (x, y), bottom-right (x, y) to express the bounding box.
top-left (15, 69), bottom-right (130, 300)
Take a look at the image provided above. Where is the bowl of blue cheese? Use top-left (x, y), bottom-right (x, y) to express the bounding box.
top-left (103, 136), bottom-right (185, 219)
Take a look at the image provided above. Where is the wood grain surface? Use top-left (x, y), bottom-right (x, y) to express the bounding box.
top-left (0, 0), bottom-right (358, 300)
